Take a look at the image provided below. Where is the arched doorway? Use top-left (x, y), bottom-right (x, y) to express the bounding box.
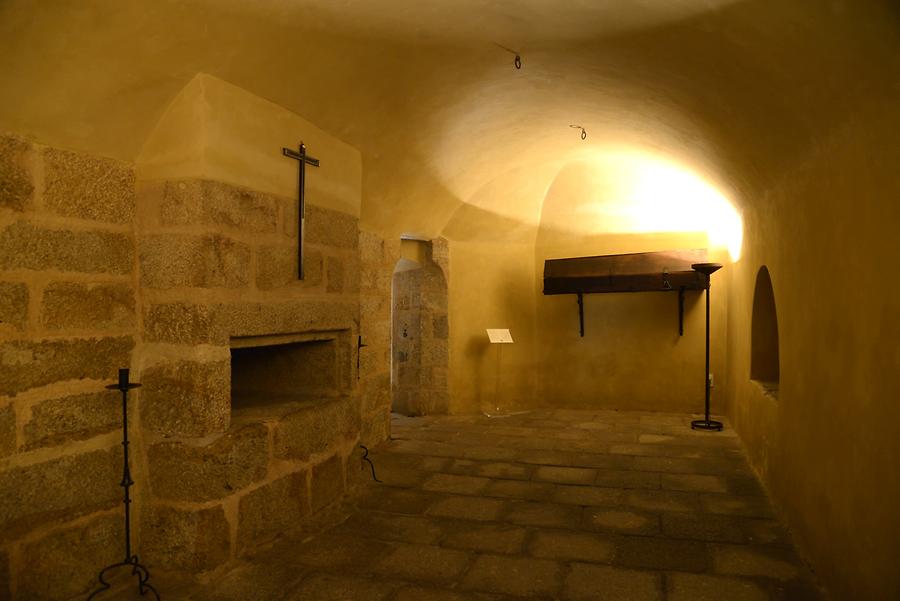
top-left (391, 239), bottom-right (450, 415)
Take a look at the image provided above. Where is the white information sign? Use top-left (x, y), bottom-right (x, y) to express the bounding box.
top-left (486, 328), bottom-right (514, 344)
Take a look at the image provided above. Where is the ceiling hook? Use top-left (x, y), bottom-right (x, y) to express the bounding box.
top-left (569, 124), bottom-right (587, 140)
top-left (514, 54), bottom-right (521, 69)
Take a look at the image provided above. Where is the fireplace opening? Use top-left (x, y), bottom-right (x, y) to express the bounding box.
top-left (230, 332), bottom-right (343, 412)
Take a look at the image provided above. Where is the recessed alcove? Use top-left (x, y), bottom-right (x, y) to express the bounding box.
top-left (230, 331), bottom-right (345, 414)
top-left (751, 265), bottom-right (780, 397)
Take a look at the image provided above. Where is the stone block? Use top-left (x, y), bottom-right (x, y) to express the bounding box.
top-left (304, 204), bottom-right (358, 249)
top-left (358, 230), bottom-right (385, 262)
top-left (442, 522), bottom-right (527, 554)
top-left (344, 255), bottom-right (360, 293)
top-left (17, 513), bottom-right (122, 601)
top-left (0, 336), bottom-right (133, 396)
top-left (43, 147), bottom-right (134, 223)
top-left (311, 454), bottom-right (344, 512)
top-left (0, 447), bottom-right (121, 541)
top-left (425, 496), bottom-right (505, 521)
top-left (422, 473), bottom-right (490, 495)
top-left (529, 530), bottom-right (615, 563)
top-left (41, 281), bottom-right (135, 331)
top-left (0, 220), bottom-right (134, 274)
top-left (160, 180), bottom-right (278, 233)
top-left (0, 135), bottom-right (33, 211)
top-left (484, 479), bottom-right (554, 502)
top-left (274, 397), bottom-right (359, 460)
top-left (149, 423), bottom-right (269, 502)
top-left (141, 359), bottom-right (229, 437)
top-left (256, 245), bottom-right (322, 290)
top-left (23, 390), bottom-right (120, 450)
top-left (361, 407), bottom-right (391, 446)
top-left (0, 282), bottom-right (28, 332)
top-left (217, 300), bottom-right (357, 339)
top-left (533, 465), bottom-right (598, 485)
top-left (432, 314), bottom-right (448, 339)
top-left (141, 503), bottom-right (231, 572)
top-left (506, 501), bottom-right (583, 529)
top-left (326, 255), bottom-right (344, 293)
top-left (287, 573), bottom-right (397, 601)
top-left (461, 554), bottom-right (562, 597)
top-left (144, 302), bottom-right (217, 344)
top-left (374, 543), bottom-right (469, 584)
top-left (237, 471), bottom-right (309, 553)
top-left (661, 511), bottom-right (746, 543)
top-left (584, 508), bottom-right (660, 535)
top-left (0, 405), bottom-right (14, 457)
top-left (667, 573), bottom-right (770, 601)
top-left (139, 233), bottom-right (250, 289)
top-left (615, 536), bottom-right (709, 572)
top-left (552, 484), bottom-right (622, 507)
top-left (207, 562), bottom-right (308, 601)
top-left (336, 511), bottom-right (442, 545)
top-left (0, 548), bottom-right (8, 601)
top-left (564, 563), bottom-right (662, 601)
top-left (711, 544), bottom-right (800, 580)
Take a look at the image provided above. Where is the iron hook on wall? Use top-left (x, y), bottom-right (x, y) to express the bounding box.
top-left (570, 124), bottom-right (587, 140)
top-left (494, 43), bottom-right (522, 69)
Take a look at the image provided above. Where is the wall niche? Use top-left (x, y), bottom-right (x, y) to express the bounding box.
top-left (751, 265), bottom-right (780, 397)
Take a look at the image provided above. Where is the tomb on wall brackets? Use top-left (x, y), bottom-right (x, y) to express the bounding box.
top-left (542, 249), bottom-right (709, 337)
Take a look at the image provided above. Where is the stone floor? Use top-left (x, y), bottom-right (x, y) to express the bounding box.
top-left (146, 409), bottom-right (825, 601)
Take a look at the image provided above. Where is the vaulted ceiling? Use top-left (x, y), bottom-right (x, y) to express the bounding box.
top-left (1, 0), bottom-right (898, 241)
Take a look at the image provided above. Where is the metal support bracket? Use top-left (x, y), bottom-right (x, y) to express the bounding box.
top-left (577, 292), bottom-right (585, 337)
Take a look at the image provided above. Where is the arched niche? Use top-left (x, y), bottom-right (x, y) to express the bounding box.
top-left (391, 239), bottom-right (450, 416)
top-left (750, 265), bottom-right (780, 396)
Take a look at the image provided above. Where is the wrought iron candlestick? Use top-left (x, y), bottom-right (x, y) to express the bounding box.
top-left (691, 263), bottom-right (724, 431)
top-left (87, 368), bottom-right (160, 600)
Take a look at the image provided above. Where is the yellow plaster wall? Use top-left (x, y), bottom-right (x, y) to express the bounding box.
top-left (723, 98), bottom-right (900, 601)
top-left (448, 241), bottom-right (537, 414)
top-left (137, 74), bottom-right (361, 216)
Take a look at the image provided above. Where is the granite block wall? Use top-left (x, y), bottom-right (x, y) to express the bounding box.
top-left (0, 135), bottom-right (393, 600)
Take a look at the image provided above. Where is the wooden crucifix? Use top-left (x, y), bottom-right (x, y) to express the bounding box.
top-left (282, 141), bottom-right (320, 279)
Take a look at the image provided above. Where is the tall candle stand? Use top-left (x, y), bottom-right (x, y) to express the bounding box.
top-left (690, 263), bottom-right (724, 432)
top-left (87, 368), bottom-right (160, 600)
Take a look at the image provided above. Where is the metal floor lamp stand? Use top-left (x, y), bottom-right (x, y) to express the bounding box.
top-left (690, 263), bottom-right (724, 432)
top-left (87, 368), bottom-right (160, 600)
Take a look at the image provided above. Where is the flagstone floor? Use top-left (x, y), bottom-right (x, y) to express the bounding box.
top-left (156, 409), bottom-right (824, 601)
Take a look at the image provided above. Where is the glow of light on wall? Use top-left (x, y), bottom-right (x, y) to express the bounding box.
top-left (579, 152), bottom-right (743, 261)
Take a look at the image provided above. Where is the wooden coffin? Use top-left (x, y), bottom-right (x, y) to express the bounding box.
top-left (543, 249), bottom-right (709, 295)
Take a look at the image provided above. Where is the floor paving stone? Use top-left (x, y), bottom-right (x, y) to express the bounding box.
top-left (527, 529), bottom-right (616, 563)
top-left (441, 522), bottom-right (528, 554)
top-left (426, 495), bottom-right (506, 521)
top-left (614, 536), bottom-right (710, 572)
top-left (461, 554), bottom-right (563, 597)
top-left (505, 501), bottom-right (583, 528)
top-left (154, 409), bottom-right (823, 600)
top-left (373, 543), bottom-right (471, 583)
top-left (563, 563), bottom-right (663, 601)
top-left (666, 572), bottom-right (770, 601)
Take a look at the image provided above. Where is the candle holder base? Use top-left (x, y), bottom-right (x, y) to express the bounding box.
top-left (691, 418), bottom-right (724, 431)
top-left (87, 555), bottom-right (160, 600)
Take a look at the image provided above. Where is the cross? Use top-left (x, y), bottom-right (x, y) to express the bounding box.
top-left (282, 142), bottom-right (320, 279)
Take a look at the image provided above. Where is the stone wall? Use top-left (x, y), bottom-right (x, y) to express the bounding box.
top-left (0, 135), bottom-right (393, 600)
top-left (358, 231), bottom-right (399, 443)
top-left (1, 135), bottom-right (138, 601)
top-left (391, 239), bottom-right (449, 416)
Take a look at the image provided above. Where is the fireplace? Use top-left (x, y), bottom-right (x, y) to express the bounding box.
top-left (230, 330), bottom-right (348, 413)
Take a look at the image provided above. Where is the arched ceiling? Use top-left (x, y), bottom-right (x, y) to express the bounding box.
top-left (1, 0), bottom-right (898, 242)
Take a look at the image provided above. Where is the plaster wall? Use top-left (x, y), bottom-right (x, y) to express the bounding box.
top-left (722, 98), bottom-right (900, 601)
top-left (448, 241), bottom-right (537, 414)
top-left (535, 229), bottom-right (728, 413)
